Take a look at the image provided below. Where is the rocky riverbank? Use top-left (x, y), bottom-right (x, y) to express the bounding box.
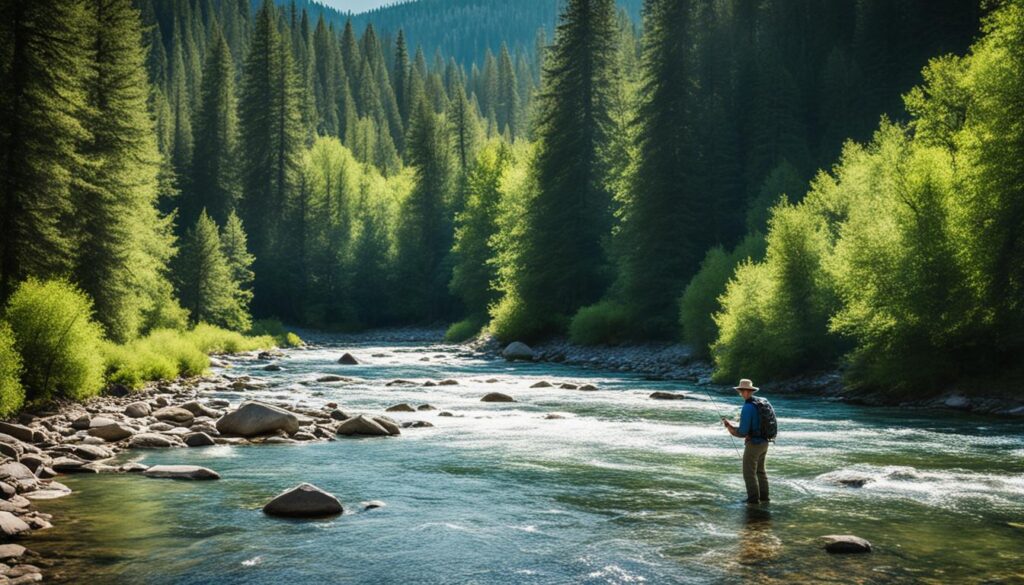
top-left (0, 347), bottom-right (430, 583)
top-left (468, 334), bottom-right (1024, 417)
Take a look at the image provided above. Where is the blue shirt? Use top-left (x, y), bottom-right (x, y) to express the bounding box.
top-left (737, 399), bottom-right (767, 444)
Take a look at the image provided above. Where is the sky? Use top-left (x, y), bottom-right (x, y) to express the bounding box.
top-left (319, 0), bottom-right (399, 13)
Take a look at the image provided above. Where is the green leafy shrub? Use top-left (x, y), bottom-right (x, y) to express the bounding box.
top-left (0, 322), bottom-right (25, 416)
top-left (679, 235), bottom-right (766, 357)
top-left (250, 319), bottom-right (304, 347)
top-left (445, 318), bottom-right (483, 343)
top-left (489, 292), bottom-right (550, 342)
top-left (187, 323), bottom-right (272, 355)
top-left (4, 279), bottom-right (105, 402)
top-left (569, 301), bottom-right (633, 345)
top-left (100, 339), bottom-right (178, 389)
top-left (139, 329), bottom-right (210, 377)
top-left (711, 200), bottom-right (837, 383)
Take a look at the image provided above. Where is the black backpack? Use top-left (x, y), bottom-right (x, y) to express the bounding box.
top-left (751, 397), bottom-right (778, 442)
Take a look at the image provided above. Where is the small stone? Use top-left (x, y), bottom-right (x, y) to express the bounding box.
top-left (337, 353), bottom-right (359, 365)
top-left (530, 381), bottom-right (552, 388)
top-left (481, 392), bottom-right (515, 403)
top-left (385, 403), bottom-right (416, 413)
top-left (438, 379), bottom-right (459, 386)
top-left (183, 432), bottom-right (216, 447)
top-left (0, 544), bottom-right (26, 561)
top-left (502, 342), bottom-right (534, 361)
top-left (649, 391), bottom-right (686, 400)
top-left (317, 375), bottom-right (348, 383)
top-left (578, 384), bottom-right (598, 391)
top-left (329, 409), bottom-right (350, 421)
top-left (371, 417), bottom-right (402, 436)
top-left (822, 534), bottom-right (873, 554)
top-left (263, 364), bottom-right (283, 371)
top-left (438, 411), bottom-right (455, 417)
top-left (124, 401), bottom-right (151, 418)
top-left (416, 404), bottom-right (437, 411)
top-left (385, 379), bottom-right (416, 387)
top-left (559, 383), bottom-right (578, 390)
top-left (143, 465), bottom-right (220, 480)
top-left (362, 500), bottom-right (386, 510)
top-left (422, 381), bottom-right (437, 387)
top-left (336, 415), bottom-right (390, 437)
top-left (545, 414), bottom-right (566, 420)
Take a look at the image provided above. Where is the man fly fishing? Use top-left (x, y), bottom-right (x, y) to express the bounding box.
top-left (721, 379), bottom-right (777, 505)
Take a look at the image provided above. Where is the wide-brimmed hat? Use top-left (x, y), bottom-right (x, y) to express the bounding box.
top-left (734, 379), bottom-right (759, 392)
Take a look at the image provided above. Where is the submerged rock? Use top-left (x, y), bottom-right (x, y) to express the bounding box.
top-left (371, 417), bottom-right (402, 436)
top-left (578, 384), bottom-right (599, 391)
top-left (502, 342), bottom-right (534, 361)
top-left (821, 534), bottom-right (873, 554)
top-left (559, 383), bottom-right (578, 390)
top-left (184, 432), bottom-right (216, 447)
top-left (143, 465), bottom-right (220, 480)
top-left (481, 392), bottom-right (515, 403)
top-left (337, 353), bottom-right (360, 365)
top-left (385, 403), bottom-right (416, 413)
top-left (263, 483), bottom-right (343, 518)
top-left (216, 401), bottom-right (299, 437)
top-left (649, 391), bottom-right (686, 400)
top-left (438, 379), bottom-right (459, 386)
top-left (530, 381), bottom-right (552, 388)
top-left (362, 500), bottom-right (386, 510)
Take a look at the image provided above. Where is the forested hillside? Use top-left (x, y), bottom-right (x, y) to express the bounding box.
top-left (3, 0), bottom-right (1021, 411)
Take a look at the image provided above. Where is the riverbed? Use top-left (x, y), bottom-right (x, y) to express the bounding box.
top-left (30, 339), bottom-right (1024, 584)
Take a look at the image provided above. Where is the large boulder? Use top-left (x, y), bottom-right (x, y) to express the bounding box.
top-left (88, 422), bottom-right (134, 442)
top-left (336, 415), bottom-right (390, 437)
top-left (502, 342), bottom-right (534, 361)
top-left (0, 463), bottom-right (38, 492)
top-left (262, 483), bottom-right (343, 518)
top-left (124, 401), bottom-right (151, 418)
top-left (215, 401), bottom-right (299, 437)
top-left (481, 392), bottom-right (515, 403)
top-left (179, 401), bottom-right (221, 419)
top-left (129, 433), bottom-right (180, 449)
top-left (0, 422), bottom-right (39, 444)
top-left (0, 511), bottom-right (30, 537)
top-left (337, 353), bottom-right (360, 365)
top-left (371, 416), bottom-right (401, 436)
top-left (821, 535), bottom-right (873, 554)
top-left (153, 407), bottom-right (194, 426)
top-left (143, 465), bottom-right (220, 480)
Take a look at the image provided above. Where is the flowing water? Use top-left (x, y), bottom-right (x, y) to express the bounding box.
top-left (30, 339), bottom-right (1024, 584)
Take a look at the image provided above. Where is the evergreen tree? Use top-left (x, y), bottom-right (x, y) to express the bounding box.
top-left (239, 0), bottom-right (304, 314)
top-left (312, 16), bottom-right (340, 136)
top-left (190, 25), bottom-right (240, 227)
top-left (219, 210), bottom-right (255, 319)
top-left (74, 0), bottom-right (170, 342)
top-left (498, 0), bottom-right (621, 338)
top-left (611, 0), bottom-right (704, 337)
top-left (176, 210), bottom-right (249, 330)
top-left (393, 29), bottom-right (411, 124)
top-left (0, 0), bottom-right (91, 301)
top-left (394, 97), bottom-right (455, 321)
top-left (170, 32), bottom-right (194, 201)
top-left (496, 43), bottom-right (519, 136)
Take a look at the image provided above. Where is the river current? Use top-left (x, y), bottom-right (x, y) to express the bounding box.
top-left (31, 338), bottom-right (1024, 584)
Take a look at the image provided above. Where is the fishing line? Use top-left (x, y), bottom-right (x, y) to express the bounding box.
top-left (700, 387), bottom-right (743, 459)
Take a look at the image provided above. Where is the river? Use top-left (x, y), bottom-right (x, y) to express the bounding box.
top-left (29, 338), bottom-right (1024, 584)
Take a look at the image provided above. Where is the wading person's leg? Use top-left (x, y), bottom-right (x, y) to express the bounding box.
top-left (742, 444), bottom-right (761, 503)
top-left (756, 446), bottom-right (769, 502)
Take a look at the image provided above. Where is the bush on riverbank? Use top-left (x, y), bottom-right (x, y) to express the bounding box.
top-left (249, 319), bottom-right (304, 347)
top-left (0, 323), bottom-right (25, 416)
top-left (568, 301), bottom-right (634, 345)
top-left (445, 318), bottom-right (484, 343)
top-left (4, 279), bottom-right (107, 403)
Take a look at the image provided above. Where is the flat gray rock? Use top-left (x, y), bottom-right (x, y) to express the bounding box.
top-left (0, 511), bottom-right (30, 537)
top-left (263, 483), bottom-right (343, 517)
top-left (129, 433), bottom-right (179, 449)
top-left (88, 422), bottom-right (134, 442)
top-left (152, 407), bottom-right (194, 426)
top-left (649, 391), bottom-right (687, 400)
top-left (143, 465), bottom-right (220, 480)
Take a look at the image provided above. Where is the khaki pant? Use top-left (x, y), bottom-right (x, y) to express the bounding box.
top-left (742, 442), bottom-right (769, 502)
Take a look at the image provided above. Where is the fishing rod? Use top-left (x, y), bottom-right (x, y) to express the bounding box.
top-left (700, 386), bottom-right (743, 459)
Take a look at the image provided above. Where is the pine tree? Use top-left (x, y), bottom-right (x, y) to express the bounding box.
top-left (239, 0), bottom-right (304, 314)
top-left (394, 97), bottom-right (455, 321)
top-left (176, 210), bottom-right (249, 330)
top-left (393, 29), bottom-right (411, 124)
top-left (219, 210), bottom-right (254, 318)
top-left (611, 0), bottom-right (705, 337)
top-left (496, 43), bottom-right (519, 136)
top-left (170, 31), bottom-right (194, 203)
top-left (312, 16), bottom-right (340, 136)
top-left (506, 0), bottom-right (621, 337)
top-left (74, 0), bottom-right (170, 342)
top-left (190, 24), bottom-right (240, 227)
top-left (0, 0), bottom-right (91, 301)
